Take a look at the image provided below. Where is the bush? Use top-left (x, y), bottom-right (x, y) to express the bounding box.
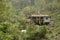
top-left (26, 26), bottom-right (47, 40)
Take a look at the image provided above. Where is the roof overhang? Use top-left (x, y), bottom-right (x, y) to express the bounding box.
top-left (31, 14), bottom-right (49, 17)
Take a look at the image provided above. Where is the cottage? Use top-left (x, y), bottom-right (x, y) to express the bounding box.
top-left (27, 14), bottom-right (51, 25)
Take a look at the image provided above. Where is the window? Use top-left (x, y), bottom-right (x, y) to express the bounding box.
top-left (46, 17), bottom-right (48, 20)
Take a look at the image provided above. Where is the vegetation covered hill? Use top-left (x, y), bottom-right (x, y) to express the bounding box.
top-left (0, 0), bottom-right (60, 40)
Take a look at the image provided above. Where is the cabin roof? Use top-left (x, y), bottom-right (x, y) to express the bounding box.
top-left (31, 14), bottom-right (49, 17)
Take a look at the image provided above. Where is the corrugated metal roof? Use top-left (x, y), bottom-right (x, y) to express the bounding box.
top-left (31, 14), bottom-right (49, 17)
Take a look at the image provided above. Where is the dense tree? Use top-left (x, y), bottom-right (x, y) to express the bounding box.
top-left (0, 0), bottom-right (8, 21)
top-left (0, 0), bottom-right (21, 40)
top-left (0, 0), bottom-right (60, 40)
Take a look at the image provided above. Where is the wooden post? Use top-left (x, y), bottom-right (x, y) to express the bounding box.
top-left (39, 17), bottom-right (41, 25)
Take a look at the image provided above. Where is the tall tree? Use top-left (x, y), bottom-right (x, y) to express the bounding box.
top-left (0, 0), bottom-right (10, 22)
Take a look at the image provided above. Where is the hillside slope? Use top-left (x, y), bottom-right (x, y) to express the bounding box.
top-left (9, 0), bottom-right (60, 40)
top-left (0, 0), bottom-right (60, 40)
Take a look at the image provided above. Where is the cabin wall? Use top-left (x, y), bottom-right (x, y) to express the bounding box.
top-left (27, 16), bottom-right (51, 25)
top-left (43, 17), bottom-right (50, 23)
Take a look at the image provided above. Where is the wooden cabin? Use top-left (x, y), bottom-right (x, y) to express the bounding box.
top-left (26, 14), bottom-right (51, 25)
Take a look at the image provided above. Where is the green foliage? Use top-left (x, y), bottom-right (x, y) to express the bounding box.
top-left (0, 0), bottom-right (60, 40)
top-left (25, 26), bottom-right (47, 40)
top-left (0, 22), bottom-right (21, 40)
top-left (0, 0), bottom-right (9, 21)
